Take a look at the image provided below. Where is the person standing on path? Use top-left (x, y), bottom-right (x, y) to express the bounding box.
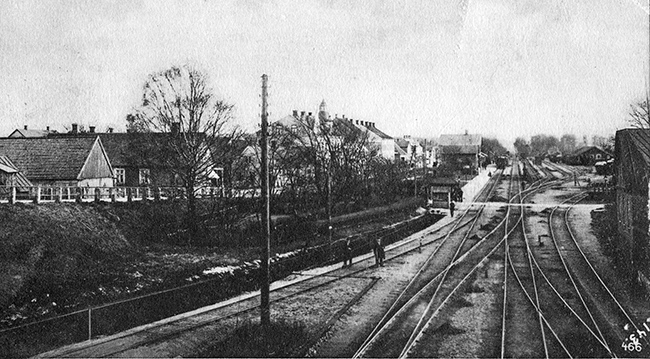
top-left (449, 201), bottom-right (455, 217)
top-left (342, 238), bottom-right (353, 267)
top-left (573, 172), bottom-right (580, 186)
top-left (373, 238), bottom-right (385, 267)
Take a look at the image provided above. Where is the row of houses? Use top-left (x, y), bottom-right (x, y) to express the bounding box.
top-left (0, 128), bottom-right (224, 191)
top-left (266, 101), bottom-right (484, 172)
top-left (0, 102), bottom-right (484, 191)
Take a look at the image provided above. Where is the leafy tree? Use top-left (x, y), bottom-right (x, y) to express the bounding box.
top-left (530, 134), bottom-right (559, 156)
top-left (513, 137), bottom-right (530, 159)
top-left (481, 137), bottom-right (507, 163)
top-left (559, 134), bottom-right (577, 154)
top-left (130, 64), bottom-right (239, 244)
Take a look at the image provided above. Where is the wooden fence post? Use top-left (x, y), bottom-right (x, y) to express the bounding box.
top-left (127, 188), bottom-right (132, 202)
top-left (109, 187), bottom-right (116, 202)
top-left (94, 188), bottom-right (100, 203)
top-left (34, 186), bottom-right (41, 204)
top-left (10, 186), bottom-right (16, 204)
top-left (56, 187), bottom-right (62, 203)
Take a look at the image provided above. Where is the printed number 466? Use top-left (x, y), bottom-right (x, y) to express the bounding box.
top-left (623, 341), bottom-right (642, 352)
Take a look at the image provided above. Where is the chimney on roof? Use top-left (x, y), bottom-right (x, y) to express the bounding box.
top-left (89, 126), bottom-right (95, 133)
top-left (465, 129), bottom-right (468, 135)
top-left (355, 120), bottom-right (358, 125)
top-left (24, 125), bottom-right (28, 130)
top-left (71, 123), bottom-right (78, 134)
top-left (46, 126), bottom-right (50, 131)
top-left (308, 112), bottom-right (312, 117)
top-left (108, 127), bottom-right (114, 133)
top-left (342, 114), bottom-right (346, 119)
top-left (300, 111), bottom-right (305, 119)
top-left (349, 119), bottom-right (352, 123)
top-left (292, 110), bottom-right (298, 117)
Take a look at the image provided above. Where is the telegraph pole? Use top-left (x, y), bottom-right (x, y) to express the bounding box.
top-left (260, 74), bottom-right (271, 328)
top-left (422, 139), bottom-right (427, 198)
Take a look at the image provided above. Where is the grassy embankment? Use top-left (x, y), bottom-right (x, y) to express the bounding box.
top-left (0, 197), bottom-right (423, 329)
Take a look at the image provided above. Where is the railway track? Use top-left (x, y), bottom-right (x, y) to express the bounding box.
top-left (536, 194), bottom-right (649, 357)
top-left (351, 169), bottom-right (507, 358)
top-left (352, 160), bottom-right (568, 358)
top-left (499, 160), bottom-right (643, 358)
top-left (43, 171), bottom-right (507, 358)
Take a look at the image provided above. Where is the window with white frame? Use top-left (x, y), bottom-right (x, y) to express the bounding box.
top-left (139, 168), bottom-right (151, 185)
top-left (114, 168), bottom-right (125, 185)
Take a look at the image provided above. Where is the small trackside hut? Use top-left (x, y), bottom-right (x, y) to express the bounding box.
top-left (426, 177), bottom-right (460, 214)
top-left (614, 129), bottom-right (650, 292)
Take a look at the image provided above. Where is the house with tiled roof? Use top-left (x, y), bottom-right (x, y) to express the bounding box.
top-left (564, 146), bottom-right (612, 166)
top-left (0, 137), bottom-right (113, 187)
top-left (438, 132), bottom-right (483, 174)
top-left (0, 155), bottom-right (32, 188)
top-left (49, 128), bottom-right (226, 188)
top-left (7, 125), bottom-right (55, 138)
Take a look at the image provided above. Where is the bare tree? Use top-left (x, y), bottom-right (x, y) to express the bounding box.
top-left (131, 64), bottom-right (238, 244)
top-left (628, 99), bottom-right (650, 129)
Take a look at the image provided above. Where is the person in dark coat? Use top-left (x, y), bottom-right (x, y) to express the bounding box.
top-left (342, 238), bottom-right (353, 267)
top-left (373, 238), bottom-right (385, 267)
top-left (449, 201), bottom-right (456, 217)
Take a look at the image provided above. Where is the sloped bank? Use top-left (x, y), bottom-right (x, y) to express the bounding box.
top-left (1, 199), bottom-right (437, 357)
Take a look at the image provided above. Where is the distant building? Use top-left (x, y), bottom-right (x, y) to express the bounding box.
top-left (564, 146), bottom-right (612, 166)
top-left (7, 125), bottom-right (55, 138)
top-left (614, 129), bottom-right (650, 291)
top-left (354, 120), bottom-right (394, 161)
top-left (438, 132), bottom-right (482, 174)
top-left (0, 137), bottom-right (113, 187)
top-left (395, 136), bottom-right (423, 166)
top-left (49, 130), bottom-right (222, 188)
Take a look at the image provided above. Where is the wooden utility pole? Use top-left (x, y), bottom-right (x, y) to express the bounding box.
top-left (260, 74), bottom-right (271, 327)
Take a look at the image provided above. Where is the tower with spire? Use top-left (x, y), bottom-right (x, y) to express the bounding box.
top-left (318, 99), bottom-right (333, 129)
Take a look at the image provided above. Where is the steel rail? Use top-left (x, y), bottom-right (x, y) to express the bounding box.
top-left (504, 249), bottom-right (573, 358)
top-left (547, 194), bottom-right (615, 356)
top-left (399, 161), bottom-right (563, 358)
top-left (525, 225), bottom-right (615, 355)
top-left (354, 167), bottom-right (559, 358)
top-left (351, 169), bottom-right (506, 358)
top-left (398, 172), bottom-right (509, 357)
top-left (516, 161), bottom-right (550, 358)
top-left (397, 162), bottom-right (556, 358)
top-left (562, 196), bottom-right (650, 347)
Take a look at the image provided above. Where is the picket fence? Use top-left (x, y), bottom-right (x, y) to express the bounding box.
top-left (0, 186), bottom-right (227, 204)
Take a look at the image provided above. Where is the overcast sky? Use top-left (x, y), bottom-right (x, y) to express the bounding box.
top-left (0, 0), bottom-right (648, 146)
